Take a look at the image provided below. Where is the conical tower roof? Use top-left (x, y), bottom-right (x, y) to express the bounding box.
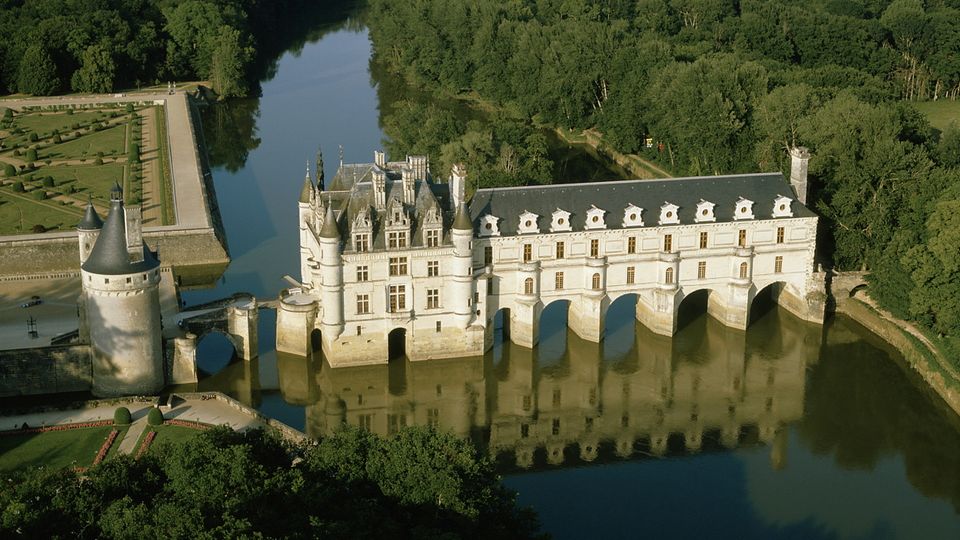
top-left (81, 191), bottom-right (159, 275)
top-left (299, 166), bottom-right (314, 204)
top-left (453, 203), bottom-right (472, 231)
top-left (77, 198), bottom-right (103, 231)
top-left (319, 203), bottom-right (339, 239)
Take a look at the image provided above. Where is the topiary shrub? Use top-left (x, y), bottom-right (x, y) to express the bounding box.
top-left (32, 190), bottom-right (45, 200)
top-left (41, 176), bottom-right (54, 187)
top-left (28, 133), bottom-right (38, 142)
top-left (114, 406), bottom-right (132, 425)
top-left (25, 149), bottom-right (37, 162)
top-left (12, 181), bottom-right (24, 192)
top-left (147, 407), bottom-right (163, 426)
top-left (2, 163), bottom-right (14, 177)
top-left (31, 224), bottom-right (45, 233)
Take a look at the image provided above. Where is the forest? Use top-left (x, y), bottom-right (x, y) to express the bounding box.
top-left (366, 0), bottom-right (960, 357)
top-left (0, 0), bottom-right (346, 98)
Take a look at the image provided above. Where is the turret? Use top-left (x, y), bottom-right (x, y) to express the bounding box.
top-left (80, 183), bottom-right (163, 397)
top-left (789, 147), bottom-right (810, 205)
top-left (450, 204), bottom-right (474, 328)
top-left (299, 164), bottom-right (314, 282)
top-left (318, 203), bottom-right (344, 342)
top-left (77, 197), bottom-right (103, 265)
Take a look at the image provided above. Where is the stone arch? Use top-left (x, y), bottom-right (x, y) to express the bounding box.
top-left (310, 328), bottom-right (322, 352)
top-left (749, 281), bottom-right (788, 326)
top-left (674, 287), bottom-right (719, 332)
top-left (387, 327), bottom-right (407, 360)
top-left (538, 298), bottom-right (571, 366)
top-left (194, 330), bottom-right (239, 375)
top-left (603, 293), bottom-right (638, 361)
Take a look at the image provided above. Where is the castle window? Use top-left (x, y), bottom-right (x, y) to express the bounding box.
top-left (356, 265), bottom-right (369, 282)
top-left (738, 229), bottom-right (747, 247)
top-left (436, 321), bottom-right (442, 333)
top-left (518, 211), bottom-right (540, 234)
top-left (552, 418), bottom-right (560, 436)
top-left (484, 246), bottom-right (492, 265)
top-left (659, 202), bottom-right (680, 225)
top-left (592, 273), bottom-right (601, 290)
top-left (388, 231), bottom-right (407, 249)
top-left (698, 261), bottom-right (706, 280)
top-left (126, 277), bottom-right (131, 284)
top-left (358, 414), bottom-right (372, 431)
top-left (521, 424), bottom-right (529, 438)
top-left (550, 209), bottom-right (572, 232)
top-left (389, 285), bottom-right (406, 312)
top-left (739, 262), bottom-right (748, 279)
top-left (142, 274), bottom-right (146, 280)
top-left (775, 256), bottom-right (783, 273)
top-left (734, 197), bottom-right (755, 220)
top-left (695, 200), bottom-right (716, 222)
top-left (627, 237), bottom-right (636, 254)
top-left (772, 195), bottom-right (794, 218)
top-left (627, 266), bottom-right (635, 284)
top-left (357, 325), bottom-right (362, 336)
top-left (623, 204), bottom-right (644, 227)
top-left (556, 241), bottom-right (565, 259)
top-left (425, 229), bottom-right (439, 248)
top-left (700, 232), bottom-right (708, 249)
top-left (427, 260), bottom-right (439, 277)
top-left (522, 395), bottom-right (531, 411)
top-left (663, 234), bottom-right (672, 253)
top-left (590, 239), bottom-right (599, 258)
top-left (354, 233), bottom-right (369, 252)
top-left (389, 257), bottom-right (408, 276)
top-left (104, 278), bottom-right (109, 284)
top-left (524, 277), bottom-right (534, 295)
top-left (553, 388), bottom-right (561, 407)
top-left (777, 227), bottom-right (785, 244)
top-left (665, 267), bottom-right (674, 285)
top-left (555, 272), bottom-right (564, 290)
top-left (356, 294), bottom-right (370, 314)
top-left (426, 289), bottom-right (440, 309)
top-left (523, 244), bottom-right (532, 263)
top-left (427, 408), bottom-right (440, 427)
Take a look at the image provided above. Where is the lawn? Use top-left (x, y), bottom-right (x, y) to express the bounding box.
top-left (42, 124), bottom-right (127, 159)
top-left (913, 100), bottom-right (960, 133)
top-left (0, 191), bottom-right (84, 233)
top-left (136, 424), bottom-right (205, 455)
top-left (12, 111), bottom-right (103, 139)
top-left (0, 426), bottom-right (115, 473)
top-left (42, 163), bottom-right (125, 202)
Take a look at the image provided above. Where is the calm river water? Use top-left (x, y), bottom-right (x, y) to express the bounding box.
top-left (186, 20), bottom-right (960, 540)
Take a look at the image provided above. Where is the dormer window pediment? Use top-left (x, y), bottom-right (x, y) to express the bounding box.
top-left (479, 214), bottom-right (500, 237)
top-left (353, 208), bottom-right (372, 231)
top-left (772, 195), bottom-right (794, 218)
top-left (518, 210), bottom-right (540, 234)
top-left (585, 205), bottom-right (607, 230)
top-left (695, 199), bottom-right (716, 223)
top-left (734, 197), bottom-right (755, 220)
top-left (659, 202), bottom-right (680, 225)
top-left (386, 199), bottom-right (410, 228)
top-left (423, 205), bottom-right (442, 226)
top-left (550, 208), bottom-right (572, 232)
top-left (622, 204), bottom-right (644, 227)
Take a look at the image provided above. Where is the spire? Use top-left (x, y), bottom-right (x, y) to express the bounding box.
top-left (316, 147), bottom-right (325, 191)
top-left (299, 163), bottom-right (314, 204)
top-left (78, 196), bottom-right (103, 230)
top-left (453, 202), bottom-right (472, 231)
top-left (110, 182), bottom-right (123, 202)
top-left (319, 200), bottom-right (339, 239)
top-left (82, 193), bottom-right (158, 275)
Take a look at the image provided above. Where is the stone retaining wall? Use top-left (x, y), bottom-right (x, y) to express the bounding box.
top-left (0, 345), bottom-right (92, 397)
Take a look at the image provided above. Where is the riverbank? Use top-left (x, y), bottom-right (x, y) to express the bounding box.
top-left (835, 291), bottom-right (960, 417)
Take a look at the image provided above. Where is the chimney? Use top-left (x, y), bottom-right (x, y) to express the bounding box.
top-left (124, 205), bottom-right (144, 263)
top-left (450, 163), bottom-right (466, 210)
top-left (789, 147), bottom-right (810, 205)
top-left (373, 168), bottom-right (387, 210)
top-left (407, 155), bottom-right (428, 181)
top-left (374, 150), bottom-right (386, 168)
top-left (401, 167), bottom-right (415, 205)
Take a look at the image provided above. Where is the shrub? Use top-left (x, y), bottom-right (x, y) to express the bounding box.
top-left (71, 122), bottom-right (79, 130)
top-left (114, 406), bottom-right (132, 425)
top-left (12, 181), bottom-right (24, 192)
top-left (66, 108), bottom-right (73, 115)
top-left (2, 163), bottom-right (14, 177)
top-left (2, 108), bottom-right (11, 119)
top-left (41, 176), bottom-right (54, 187)
top-left (125, 103), bottom-right (134, 113)
top-left (31, 224), bottom-right (45, 233)
top-left (147, 407), bottom-right (163, 426)
top-left (25, 149), bottom-right (37, 162)
top-left (28, 133), bottom-right (38, 142)
top-left (94, 158), bottom-right (103, 166)
top-left (53, 134), bottom-right (62, 143)
top-left (32, 190), bottom-right (45, 200)
top-left (63, 184), bottom-right (74, 194)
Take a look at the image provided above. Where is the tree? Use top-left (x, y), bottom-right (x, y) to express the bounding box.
top-left (71, 45), bottom-right (116, 94)
top-left (114, 407), bottom-right (131, 425)
top-left (209, 26), bottom-right (252, 98)
top-left (17, 45), bottom-right (60, 96)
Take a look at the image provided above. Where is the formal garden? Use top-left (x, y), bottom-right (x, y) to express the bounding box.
top-left (0, 101), bottom-right (173, 235)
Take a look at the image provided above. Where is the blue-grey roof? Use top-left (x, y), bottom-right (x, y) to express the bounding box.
top-left (77, 202), bottom-right (103, 231)
top-left (81, 200), bottom-right (159, 275)
top-left (467, 173), bottom-right (814, 236)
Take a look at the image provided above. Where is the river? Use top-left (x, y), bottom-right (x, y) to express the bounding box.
top-left (186, 19), bottom-right (960, 540)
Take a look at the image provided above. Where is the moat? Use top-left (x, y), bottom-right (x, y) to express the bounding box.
top-left (181, 18), bottom-right (960, 540)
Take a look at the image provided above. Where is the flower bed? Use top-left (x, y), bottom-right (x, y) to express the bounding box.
top-left (0, 420), bottom-right (112, 436)
top-left (164, 419), bottom-right (210, 430)
top-left (92, 429), bottom-right (119, 465)
top-left (135, 430), bottom-right (156, 459)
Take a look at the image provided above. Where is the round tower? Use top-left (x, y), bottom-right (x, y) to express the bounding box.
top-left (299, 165), bottom-right (315, 284)
top-left (318, 203), bottom-right (344, 343)
top-left (77, 197), bottom-right (103, 265)
top-left (450, 204), bottom-right (474, 328)
top-left (81, 184), bottom-right (163, 397)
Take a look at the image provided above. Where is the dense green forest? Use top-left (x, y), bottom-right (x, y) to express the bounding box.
top-left (0, 426), bottom-right (542, 538)
top-left (0, 0), bottom-right (350, 98)
top-left (366, 0), bottom-right (960, 356)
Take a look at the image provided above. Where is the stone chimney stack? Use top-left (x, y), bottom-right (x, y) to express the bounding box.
top-left (374, 150), bottom-right (386, 169)
top-left (450, 163), bottom-right (466, 210)
top-left (789, 147), bottom-right (810, 205)
top-left (373, 168), bottom-right (387, 210)
top-left (401, 166), bottom-right (416, 205)
top-left (124, 205), bottom-right (144, 264)
top-left (408, 155), bottom-right (428, 181)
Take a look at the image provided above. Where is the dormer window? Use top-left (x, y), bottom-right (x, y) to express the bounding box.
top-left (585, 206), bottom-right (606, 230)
top-left (352, 209), bottom-right (372, 252)
top-left (479, 214), bottom-right (500, 237)
top-left (550, 209), bottom-right (572, 232)
top-left (659, 202), bottom-right (680, 225)
top-left (622, 204), bottom-right (644, 227)
top-left (695, 200), bottom-right (715, 223)
top-left (518, 210), bottom-right (540, 234)
top-left (772, 195), bottom-right (793, 218)
top-left (734, 197), bottom-right (755, 220)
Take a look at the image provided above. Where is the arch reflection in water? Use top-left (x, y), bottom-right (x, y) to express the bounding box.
top-left (277, 307), bottom-right (821, 471)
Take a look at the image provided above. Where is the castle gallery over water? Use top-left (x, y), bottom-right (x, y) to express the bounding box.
top-left (277, 148), bottom-right (825, 366)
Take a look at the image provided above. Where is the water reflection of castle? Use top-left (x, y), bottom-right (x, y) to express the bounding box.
top-left (274, 308), bottom-right (821, 469)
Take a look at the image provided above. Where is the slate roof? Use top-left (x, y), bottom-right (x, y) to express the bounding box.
top-left (77, 201), bottom-right (103, 231)
top-left (467, 173), bottom-right (814, 236)
top-left (82, 199), bottom-right (159, 275)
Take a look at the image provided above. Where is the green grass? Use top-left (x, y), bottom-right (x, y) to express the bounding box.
top-left (41, 163), bottom-right (125, 202)
top-left (136, 424), bottom-right (204, 455)
top-left (0, 191), bottom-right (84, 233)
top-left (154, 105), bottom-right (175, 225)
top-left (0, 426), bottom-right (115, 473)
top-left (42, 124), bottom-right (127, 159)
top-left (913, 100), bottom-right (960, 133)
top-left (13, 111), bottom-right (103, 139)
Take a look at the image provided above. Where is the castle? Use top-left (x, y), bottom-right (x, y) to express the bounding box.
top-left (277, 148), bottom-right (825, 366)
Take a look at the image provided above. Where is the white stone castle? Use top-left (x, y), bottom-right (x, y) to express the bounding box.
top-left (277, 148), bottom-right (825, 366)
